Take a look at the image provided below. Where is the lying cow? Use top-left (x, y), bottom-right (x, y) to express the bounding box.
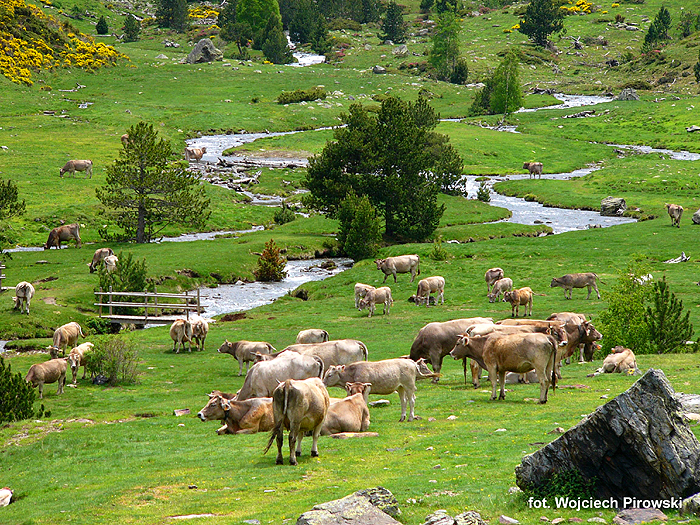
top-left (358, 286), bottom-right (393, 317)
top-left (48, 321), bottom-right (84, 357)
top-left (25, 357), bottom-right (67, 399)
top-left (487, 277), bottom-right (513, 303)
top-left (236, 351), bottom-right (324, 401)
top-left (281, 339), bottom-right (368, 369)
top-left (321, 382), bottom-right (371, 435)
top-left (485, 267), bottom-right (504, 292)
top-left (197, 392), bottom-right (274, 435)
top-left (13, 281), bottom-right (35, 315)
top-left (60, 159), bottom-right (93, 178)
top-left (550, 273), bottom-right (602, 300)
top-left (523, 161), bottom-right (543, 179)
top-left (375, 255), bottom-right (420, 283)
top-left (415, 276), bottom-right (445, 307)
top-left (354, 283), bottom-right (375, 309)
top-left (44, 223), bottom-right (82, 250)
top-left (592, 346), bottom-right (640, 375)
top-left (68, 342), bottom-right (94, 384)
top-left (218, 340), bottom-right (276, 376)
top-left (666, 203), bottom-right (683, 228)
top-left (170, 319), bottom-right (193, 353)
top-left (190, 315), bottom-right (209, 351)
top-left (503, 287), bottom-right (533, 317)
top-left (296, 329), bottom-right (329, 344)
top-left (264, 377), bottom-right (330, 465)
top-left (184, 147), bottom-right (207, 162)
top-left (89, 248), bottom-right (114, 273)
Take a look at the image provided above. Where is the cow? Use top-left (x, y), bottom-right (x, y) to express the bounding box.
top-left (358, 286), bottom-right (393, 317)
top-left (67, 342), bottom-right (94, 384)
top-left (321, 382), bottom-right (371, 435)
top-left (184, 147), bottom-right (207, 162)
top-left (170, 318), bottom-right (193, 353)
top-left (503, 287), bottom-right (533, 317)
top-left (375, 255), bottom-right (420, 283)
top-left (547, 312), bottom-right (601, 362)
top-left (485, 268), bottom-right (505, 292)
top-left (597, 346), bottom-right (640, 374)
top-left (665, 203), bottom-right (683, 228)
top-left (550, 273), bottom-right (602, 300)
top-left (523, 161), bottom-right (543, 179)
top-left (44, 223), bottom-right (82, 250)
top-left (409, 317), bottom-right (494, 382)
top-left (89, 248), bottom-right (114, 273)
top-left (190, 315), bottom-right (209, 351)
top-left (12, 281), bottom-right (35, 315)
top-left (263, 377), bottom-right (330, 465)
top-left (415, 276), bottom-right (445, 307)
top-left (281, 339), bottom-right (368, 369)
top-left (236, 351), bottom-right (325, 401)
top-left (48, 322), bottom-right (84, 357)
top-left (487, 277), bottom-right (513, 303)
top-left (449, 331), bottom-right (565, 404)
top-left (121, 133), bottom-right (130, 146)
top-left (103, 255), bottom-right (118, 273)
top-left (354, 283), bottom-right (375, 309)
top-left (323, 358), bottom-right (438, 422)
top-left (60, 159), bottom-right (93, 178)
top-left (296, 329), bottom-right (329, 344)
top-left (25, 358), bottom-right (67, 399)
top-left (197, 392), bottom-right (274, 435)
top-left (218, 340), bottom-right (276, 376)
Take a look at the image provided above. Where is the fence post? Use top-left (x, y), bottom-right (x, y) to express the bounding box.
top-left (144, 289), bottom-right (148, 322)
top-left (108, 286), bottom-right (113, 317)
top-left (185, 291), bottom-right (189, 320)
top-left (98, 287), bottom-right (103, 317)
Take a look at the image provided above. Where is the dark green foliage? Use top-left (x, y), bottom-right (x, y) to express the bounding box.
top-left (450, 58), bottom-right (469, 84)
top-left (96, 122), bottom-right (210, 243)
top-left (420, 0), bottom-right (434, 13)
top-left (87, 337), bottom-right (140, 386)
top-left (518, 0), bottom-right (564, 47)
top-left (85, 317), bottom-right (120, 335)
top-left (361, 0), bottom-right (381, 23)
top-left (288, 0), bottom-right (326, 45)
top-left (469, 77), bottom-right (495, 116)
top-left (327, 18), bottom-right (363, 31)
top-left (694, 49), bottom-right (700, 83)
top-left (491, 50), bottom-right (523, 114)
top-left (218, 0), bottom-right (238, 30)
top-left (0, 356), bottom-right (37, 423)
top-left (238, 0), bottom-right (282, 34)
top-left (434, 0), bottom-right (457, 14)
top-left (336, 193), bottom-right (381, 260)
top-left (96, 15), bottom-right (109, 35)
top-left (97, 252), bottom-right (150, 317)
top-left (0, 177), bottom-right (26, 255)
top-left (645, 275), bottom-right (694, 354)
top-left (380, 1), bottom-right (406, 43)
top-left (277, 87), bottom-right (326, 104)
top-left (476, 181), bottom-right (491, 202)
top-left (254, 239), bottom-right (287, 281)
top-left (642, 6), bottom-right (672, 53)
top-left (262, 21), bottom-right (295, 64)
top-left (273, 203), bottom-right (296, 224)
top-left (429, 12), bottom-right (462, 82)
top-left (677, 10), bottom-right (698, 39)
top-left (429, 235), bottom-right (448, 261)
top-left (525, 470), bottom-right (596, 499)
top-left (223, 22), bottom-right (253, 58)
top-left (156, 0), bottom-right (188, 31)
top-left (316, 0), bottom-right (380, 24)
top-left (123, 14), bottom-right (140, 42)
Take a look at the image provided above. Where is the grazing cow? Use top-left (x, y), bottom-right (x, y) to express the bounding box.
top-left (197, 392), bottom-right (274, 435)
top-left (121, 133), bottom-right (130, 146)
top-left (358, 286), bottom-right (393, 317)
top-left (190, 315), bottom-right (209, 351)
top-left (415, 276), bottom-right (445, 307)
top-left (25, 358), bottom-right (67, 399)
top-left (12, 281), bottom-right (35, 315)
top-left (68, 342), bottom-right (94, 384)
top-left (487, 277), bottom-right (513, 303)
top-left (184, 147), bottom-right (207, 162)
top-left (409, 317), bottom-right (494, 381)
top-left (503, 287), bottom-right (533, 317)
top-left (354, 283), bottom-right (375, 309)
top-left (281, 339), bottom-right (368, 369)
top-left (523, 161), bottom-right (543, 179)
top-left (60, 159), bottom-right (93, 178)
top-left (375, 255), bottom-right (420, 283)
top-left (103, 255), bottom-right (118, 273)
top-left (218, 340), bottom-right (276, 376)
top-left (665, 203), bottom-right (683, 228)
top-left (89, 248), bottom-right (114, 273)
top-left (296, 329), bottom-right (329, 344)
top-left (48, 321), bottom-right (84, 357)
top-left (550, 273), bottom-right (602, 300)
top-left (547, 312), bottom-right (601, 362)
top-left (236, 351), bottom-right (325, 401)
top-left (323, 358), bottom-right (438, 422)
top-left (321, 382), bottom-right (371, 435)
top-left (170, 319), bottom-right (193, 353)
top-left (485, 267), bottom-right (505, 292)
top-left (44, 223), bottom-right (82, 250)
top-left (264, 377), bottom-right (330, 465)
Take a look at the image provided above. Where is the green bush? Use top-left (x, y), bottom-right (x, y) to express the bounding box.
top-left (0, 356), bottom-right (38, 423)
top-left (87, 337), bottom-right (140, 386)
top-left (85, 317), bottom-right (120, 335)
top-left (645, 275), bottom-right (694, 354)
top-left (476, 181), bottom-right (491, 202)
top-left (327, 18), bottom-right (362, 31)
top-left (254, 239), bottom-right (287, 281)
top-left (429, 235), bottom-right (448, 261)
top-left (97, 251), bottom-right (150, 315)
top-left (96, 15), bottom-right (109, 35)
top-left (619, 80), bottom-right (652, 90)
top-left (273, 203), bottom-right (296, 224)
top-left (336, 193), bottom-right (382, 261)
top-left (277, 87), bottom-right (327, 104)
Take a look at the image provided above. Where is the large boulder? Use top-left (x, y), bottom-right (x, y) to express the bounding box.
top-left (615, 88), bottom-right (640, 101)
top-left (692, 209), bottom-right (700, 225)
top-left (185, 38), bottom-right (223, 64)
top-left (297, 487), bottom-right (400, 525)
top-left (601, 196), bottom-right (627, 216)
top-left (515, 369), bottom-right (700, 500)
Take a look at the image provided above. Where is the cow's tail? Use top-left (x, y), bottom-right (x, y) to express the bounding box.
top-left (263, 382), bottom-right (288, 455)
top-left (322, 330), bottom-right (329, 342)
top-left (313, 355), bottom-right (325, 378)
top-left (549, 340), bottom-right (557, 394)
top-left (79, 325), bottom-right (85, 339)
top-left (359, 341), bottom-right (369, 361)
top-left (595, 273), bottom-right (607, 286)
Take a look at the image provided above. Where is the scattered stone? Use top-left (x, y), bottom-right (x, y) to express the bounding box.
top-left (540, 517), bottom-right (549, 522)
top-left (681, 492), bottom-right (700, 516)
top-left (424, 510), bottom-right (453, 525)
top-left (393, 44), bottom-right (408, 56)
top-left (185, 38), bottom-right (223, 64)
top-left (600, 196), bottom-right (627, 217)
top-left (188, 484), bottom-right (197, 489)
top-left (612, 508), bottom-right (667, 524)
top-left (663, 252), bottom-right (689, 264)
top-left (297, 487), bottom-right (401, 525)
top-left (692, 210), bottom-right (700, 225)
top-left (615, 88), bottom-right (639, 101)
top-left (155, 53), bottom-right (168, 59)
top-left (369, 399), bottom-right (390, 407)
top-left (330, 432), bottom-right (379, 439)
top-left (372, 65), bottom-right (387, 74)
top-left (499, 515), bottom-right (519, 525)
top-left (587, 518), bottom-right (607, 524)
top-left (495, 428), bottom-right (507, 432)
top-left (552, 519), bottom-right (566, 524)
top-left (686, 125), bottom-right (700, 133)
top-left (173, 409), bottom-right (190, 417)
top-left (364, 44), bottom-right (372, 51)
top-left (428, 417), bottom-right (436, 422)
top-left (569, 519), bottom-right (584, 523)
top-left (677, 394), bottom-right (700, 414)
top-left (454, 511), bottom-right (487, 525)
top-left (243, 520), bottom-right (261, 525)
top-left (447, 415), bottom-right (457, 420)
top-left (508, 486), bottom-right (522, 494)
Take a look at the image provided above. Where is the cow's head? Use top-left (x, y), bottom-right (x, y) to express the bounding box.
top-left (503, 290), bottom-right (515, 303)
top-left (450, 334), bottom-right (470, 360)
top-left (197, 394), bottom-right (229, 421)
top-left (547, 325), bottom-right (568, 347)
top-left (47, 346), bottom-right (60, 359)
top-left (357, 297), bottom-right (370, 311)
top-left (68, 352), bottom-right (81, 372)
top-left (217, 340), bottom-right (234, 354)
top-left (345, 381), bottom-right (371, 397)
top-left (549, 278), bottom-right (560, 288)
top-left (374, 259), bottom-right (385, 270)
top-left (322, 365), bottom-right (345, 387)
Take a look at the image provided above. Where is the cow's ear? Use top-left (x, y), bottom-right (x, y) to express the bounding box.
top-left (339, 365), bottom-right (346, 372)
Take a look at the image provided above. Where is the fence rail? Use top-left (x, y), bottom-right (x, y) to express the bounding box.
top-left (94, 286), bottom-right (201, 325)
top-left (0, 263), bottom-right (5, 290)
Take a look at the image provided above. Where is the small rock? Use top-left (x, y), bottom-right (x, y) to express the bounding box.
top-left (499, 515), bottom-right (519, 525)
top-left (552, 519), bottom-right (566, 524)
top-left (454, 511), bottom-right (487, 525)
top-left (681, 492), bottom-right (700, 516)
top-left (495, 428), bottom-right (507, 432)
top-left (508, 486), bottom-right (523, 494)
top-left (540, 517), bottom-right (550, 522)
top-left (426, 446), bottom-right (434, 451)
top-left (692, 209), bottom-right (700, 225)
top-left (433, 464), bottom-right (441, 469)
top-left (600, 395), bottom-right (609, 399)
top-left (369, 399), bottom-right (390, 407)
top-left (188, 484), bottom-right (197, 489)
top-left (588, 518), bottom-right (607, 523)
top-left (569, 519), bottom-right (584, 523)
top-left (447, 415), bottom-right (458, 420)
top-left (612, 508), bottom-right (668, 524)
top-left (178, 423), bottom-right (185, 427)
top-left (372, 65), bottom-right (387, 74)
top-left (428, 417), bottom-right (437, 422)
top-left (686, 125), bottom-right (700, 133)
top-left (155, 53), bottom-right (168, 59)
top-left (0, 488), bottom-right (12, 507)
top-left (243, 520), bottom-right (261, 525)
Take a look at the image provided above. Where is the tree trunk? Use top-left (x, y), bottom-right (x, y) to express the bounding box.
top-left (136, 203), bottom-right (146, 243)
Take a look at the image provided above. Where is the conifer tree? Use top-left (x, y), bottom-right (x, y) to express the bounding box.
top-left (380, 1), bottom-right (406, 43)
top-left (156, 0), bottom-right (188, 32)
top-left (123, 14), bottom-right (141, 42)
top-left (518, 0), bottom-right (564, 47)
top-left (96, 15), bottom-right (109, 35)
top-left (645, 275), bottom-right (694, 354)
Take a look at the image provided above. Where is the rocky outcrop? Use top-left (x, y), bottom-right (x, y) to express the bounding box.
top-left (601, 196), bottom-right (627, 216)
top-left (296, 487), bottom-right (400, 525)
top-left (615, 88), bottom-right (640, 101)
top-left (422, 510), bottom-right (486, 525)
top-left (185, 38), bottom-right (222, 64)
top-left (515, 369), bottom-right (700, 500)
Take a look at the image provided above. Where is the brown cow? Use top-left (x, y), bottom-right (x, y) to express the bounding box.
top-left (321, 382), bottom-right (371, 435)
top-left (89, 248), bottom-right (114, 273)
top-left (281, 339), bottom-right (368, 369)
top-left (121, 133), bottom-right (130, 146)
top-left (60, 159), bottom-right (93, 178)
top-left (218, 340), bottom-right (276, 376)
top-left (67, 342), bottom-right (94, 384)
top-left (503, 287), bottom-right (533, 317)
top-left (487, 277), bottom-right (513, 303)
top-left (170, 319), bottom-right (193, 353)
top-left (523, 161), bottom-right (543, 179)
top-left (375, 255), bottom-right (420, 283)
top-left (263, 377), bottom-right (330, 465)
top-left (48, 322), bottom-right (84, 357)
top-left (190, 315), bottom-right (209, 351)
top-left (236, 351), bottom-right (324, 401)
top-left (44, 223), bottom-right (82, 250)
top-left (12, 281), bottom-right (35, 315)
top-left (485, 267), bottom-right (505, 292)
top-left (184, 147), bottom-right (207, 162)
top-left (550, 273), bottom-right (602, 300)
top-left (665, 203), bottom-right (683, 228)
top-left (25, 358), bottom-right (67, 399)
top-left (354, 283), bottom-right (375, 309)
top-left (197, 392), bottom-right (274, 435)
top-left (547, 312), bottom-right (601, 362)
top-left (415, 276), bottom-right (445, 307)
top-left (358, 286), bottom-right (393, 317)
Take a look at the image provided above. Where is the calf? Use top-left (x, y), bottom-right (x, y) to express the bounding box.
top-left (485, 267), bottom-right (504, 292)
top-left (68, 342), bottom-right (94, 384)
top-left (197, 392), bottom-right (274, 434)
top-left (190, 315), bottom-right (209, 351)
top-left (170, 319), bottom-right (193, 353)
top-left (550, 272), bottom-right (602, 300)
top-left (321, 382), bottom-right (371, 435)
top-left (354, 283), bottom-right (375, 309)
top-left (236, 351), bottom-right (324, 400)
top-left (503, 287), bottom-right (533, 317)
top-left (12, 281), bottom-right (35, 315)
top-left (60, 159), bottom-right (93, 178)
top-left (375, 255), bottom-right (420, 283)
top-left (523, 161), bottom-right (543, 179)
top-left (415, 276), bottom-right (445, 307)
top-left (665, 203), bottom-right (683, 228)
top-left (487, 277), bottom-right (513, 303)
top-left (44, 223), bottom-right (82, 250)
top-left (184, 147), bottom-right (207, 162)
top-left (358, 286), bottom-right (393, 317)
top-left (263, 377), bottom-right (330, 465)
top-left (218, 340), bottom-right (276, 376)
top-left (89, 248), bottom-right (114, 273)
top-left (48, 322), bottom-right (84, 357)
top-left (296, 329), bottom-right (329, 344)
top-left (25, 358), bottom-right (67, 399)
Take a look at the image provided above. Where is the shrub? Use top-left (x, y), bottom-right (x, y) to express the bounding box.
top-left (336, 193), bottom-right (382, 261)
top-left (429, 235), bottom-right (448, 261)
top-left (645, 276), bottom-right (694, 354)
top-left (0, 356), bottom-right (39, 423)
top-left (97, 252), bottom-right (150, 315)
top-left (123, 14), bottom-right (141, 42)
top-left (327, 18), bottom-right (362, 31)
top-left (85, 317), bottom-right (120, 335)
top-left (450, 58), bottom-right (469, 84)
top-left (273, 203), bottom-right (296, 224)
top-left (277, 87), bottom-right (327, 104)
top-left (87, 337), bottom-right (140, 386)
top-left (476, 181), bottom-right (491, 202)
top-left (254, 239), bottom-right (287, 281)
top-left (96, 15), bottom-right (109, 34)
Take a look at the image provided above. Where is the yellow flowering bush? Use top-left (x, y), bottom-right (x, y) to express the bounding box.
top-left (188, 6), bottom-right (218, 19)
top-left (511, 23), bottom-right (520, 30)
top-left (503, 28), bottom-right (512, 33)
top-left (611, 2), bottom-right (619, 7)
top-left (560, 0), bottom-right (594, 15)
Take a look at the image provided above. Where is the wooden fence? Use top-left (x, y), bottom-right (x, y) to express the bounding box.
top-left (94, 286), bottom-right (201, 325)
top-left (0, 262), bottom-right (5, 290)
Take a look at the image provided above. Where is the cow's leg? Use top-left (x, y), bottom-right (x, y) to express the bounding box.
top-left (470, 360), bottom-right (481, 388)
top-left (398, 386), bottom-right (407, 422)
top-left (594, 284), bottom-right (600, 299)
top-left (38, 383), bottom-right (44, 400)
top-left (289, 426), bottom-right (299, 465)
top-left (275, 429), bottom-right (284, 465)
top-left (295, 431), bottom-right (304, 457)
top-left (498, 371), bottom-right (507, 400)
top-left (430, 354), bottom-right (442, 384)
top-left (407, 386), bottom-right (416, 421)
top-left (382, 273), bottom-right (389, 284)
top-left (310, 423), bottom-right (322, 457)
top-left (237, 358), bottom-right (244, 376)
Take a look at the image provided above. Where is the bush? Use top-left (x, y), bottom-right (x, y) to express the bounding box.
top-left (0, 356), bottom-right (39, 423)
top-left (254, 239), bottom-right (287, 281)
top-left (87, 337), bottom-right (140, 386)
top-left (619, 80), bottom-right (652, 90)
top-left (336, 193), bottom-right (382, 261)
top-left (525, 469), bottom-right (596, 499)
top-left (96, 15), bottom-right (109, 35)
top-left (277, 87), bottom-right (327, 104)
top-left (429, 235), bottom-right (448, 261)
top-left (97, 252), bottom-right (150, 315)
top-left (645, 276), bottom-right (694, 354)
top-left (327, 18), bottom-right (362, 31)
top-left (476, 181), bottom-right (491, 202)
top-left (273, 203), bottom-right (296, 224)
top-left (123, 14), bottom-right (141, 42)
top-left (85, 317), bottom-right (120, 335)
top-left (449, 58), bottom-right (469, 85)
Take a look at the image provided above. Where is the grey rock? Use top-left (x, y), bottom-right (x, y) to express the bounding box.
top-left (681, 492), bottom-right (700, 516)
top-left (155, 53), bottom-right (168, 59)
top-left (393, 44), bottom-right (408, 56)
top-left (615, 88), bottom-right (639, 101)
top-left (587, 519), bottom-right (606, 524)
top-left (686, 125), bottom-right (700, 133)
top-left (515, 369), bottom-right (700, 500)
top-left (601, 196), bottom-right (627, 216)
top-left (693, 210), bottom-right (700, 225)
top-left (372, 65), bottom-right (387, 74)
top-left (364, 44), bottom-right (372, 51)
top-left (369, 399), bottom-right (390, 407)
top-left (612, 508), bottom-right (667, 524)
top-left (423, 512), bottom-right (453, 525)
top-left (297, 487), bottom-right (401, 525)
top-left (186, 38), bottom-right (223, 64)
top-left (454, 511), bottom-right (487, 525)
top-left (499, 516), bottom-right (519, 525)
top-left (676, 393), bottom-right (700, 413)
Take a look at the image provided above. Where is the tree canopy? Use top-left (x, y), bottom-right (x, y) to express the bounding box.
top-left (518, 0), bottom-right (564, 47)
top-left (0, 177), bottom-right (26, 254)
top-left (156, 0), bottom-right (188, 31)
top-left (238, 0), bottom-right (282, 35)
top-left (380, 1), bottom-right (406, 44)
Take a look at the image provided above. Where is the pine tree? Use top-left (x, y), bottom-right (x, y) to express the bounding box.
top-left (518, 0), bottom-right (564, 47)
top-left (156, 0), bottom-right (188, 32)
top-left (123, 14), bottom-right (140, 42)
top-left (336, 193), bottom-right (382, 260)
top-left (0, 177), bottom-right (26, 255)
top-left (262, 17), bottom-right (294, 64)
top-left (642, 6), bottom-right (672, 53)
top-left (237, 0), bottom-right (282, 35)
top-left (96, 15), bottom-right (109, 35)
top-left (254, 239), bottom-right (287, 281)
top-left (0, 356), bottom-right (37, 423)
top-left (694, 49), bottom-right (700, 83)
top-left (429, 12), bottom-right (462, 82)
top-left (380, 1), bottom-right (406, 44)
top-left (645, 275), bottom-right (694, 354)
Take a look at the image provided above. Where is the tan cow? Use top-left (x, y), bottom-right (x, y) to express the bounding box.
top-left (68, 342), bottom-right (94, 384)
top-left (487, 277), bottom-right (513, 303)
top-left (354, 283), bottom-right (375, 309)
top-left (550, 273), bottom-right (602, 300)
top-left (358, 286), bottom-right (393, 317)
top-left (321, 382), bottom-right (371, 435)
top-left (48, 322), bottom-right (84, 357)
top-left (12, 281), bottom-right (35, 315)
top-left (600, 346), bottom-right (639, 374)
top-left (323, 358), bottom-right (438, 422)
top-left (485, 267), bottom-right (505, 292)
top-left (60, 159), bottom-right (93, 178)
top-left (120, 133), bottom-right (130, 146)
top-left (25, 358), bottom-right (67, 399)
top-left (375, 254), bottom-right (420, 283)
top-left (236, 351), bottom-right (325, 400)
top-left (103, 254), bottom-right (119, 273)
top-left (523, 161), bottom-right (543, 179)
top-left (197, 392), bottom-right (274, 435)
top-left (665, 203), bottom-right (683, 228)
top-left (296, 329), bottom-right (329, 344)
top-left (170, 319), bottom-right (193, 353)
top-left (190, 315), bottom-right (209, 351)
top-left (89, 248), bottom-right (114, 273)
top-left (281, 339), bottom-right (368, 369)
top-left (184, 147), bottom-right (207, 162)
top-left (547, 312), bottom-right (601, 362)
top-left (263, 377), bottom-right (330, 465)
top-left (218, 340), bottom-right (276, 376)
top-left (415, 276), bottom-right (445, 307)
top-left (503, 287), bottom-right (533, 317)
top-left (44, 223), bottom-right (82, 250)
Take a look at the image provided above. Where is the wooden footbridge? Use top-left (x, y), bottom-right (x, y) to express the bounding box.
top-left (94, 287), bottom-right (202, 326)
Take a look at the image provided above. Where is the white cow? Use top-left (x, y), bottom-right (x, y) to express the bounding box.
top-left (415, 276), bottom-right (445, 307)
top-left (13, 281), bottom-right (35, 315)
top-left (170, 319), bottom-right (193, 353)
top-left (296, 329), bottom-right (329, 344)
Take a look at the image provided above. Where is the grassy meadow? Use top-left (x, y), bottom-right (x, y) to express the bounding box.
top-left (3, 0), bottom-right (700, 523)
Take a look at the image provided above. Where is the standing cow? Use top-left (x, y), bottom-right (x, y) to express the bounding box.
top-left (89, 248), bottom-right (114, 273)
top-left (485, 268), bottom-right (504, 292)
top-left (487, 277), bottom-right (513, 303)
top-left (503, 287), bottom-right (533, 317)
top-left (25, 358), bottom-right (67, 399)
top-left (665, 203), bottom-right (683, 228)
top-left (44, 223), bottom-right (82, 250)
top-left (218, 340), bottom-right (276, 376)
top-left (12, 281), bottom-right (35, 315)
top-left (190, 315), bottom-right (209, 351)
top-left (68, 342), bottom-right (94, 384)
top-left (523, 161), bottom-right (543, 179)
top-left (550, 273), bottom-right (602, 300)
top-left (415, 276), bottom-right (445, 307)
top-left (170, 319), bottom-right (193, 353)
top-left (184, 147), bottom-right (207, 162)
top-left (375, 255), bottom-right (420, 283)
top-left (358, 286), bottom-right (393, 317)
top-left (60, 160), bottom-right (93, 178)
top-left (48, 322), bottom-right (84, 357)
top-left (296, 329), bottom-right (329, 344)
